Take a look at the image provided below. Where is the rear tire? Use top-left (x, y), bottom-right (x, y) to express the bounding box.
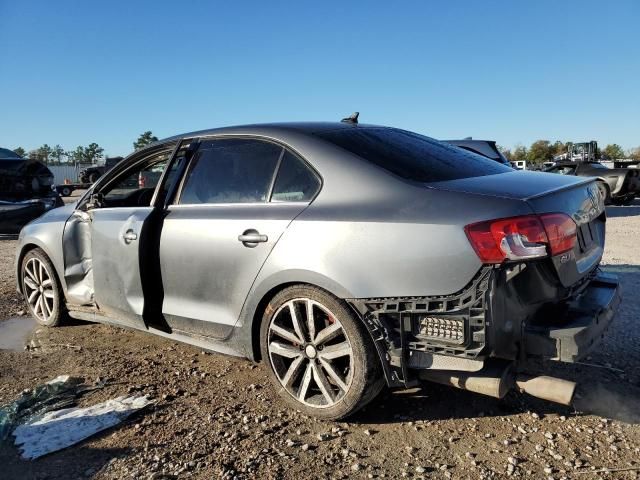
top-left (88, 172), bottom-right (100, 184)
top-left (260, 285), bottom-right (384, 420)
top-left (21, 248), bottom-right (67, 327)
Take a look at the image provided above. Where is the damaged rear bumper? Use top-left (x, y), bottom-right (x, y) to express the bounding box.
top-left (349, 268), bottom-right (620, 388)
top-left (523, 272), bottom-right (620, 362)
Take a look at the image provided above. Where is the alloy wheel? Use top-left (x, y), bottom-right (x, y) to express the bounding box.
top-left (23, 257), bottom-right (56, 323)
top-left (267, 298), bottom-right (354, 408)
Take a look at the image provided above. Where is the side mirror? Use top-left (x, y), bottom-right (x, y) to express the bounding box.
top-left (85, 192), bottom-right (105, 210)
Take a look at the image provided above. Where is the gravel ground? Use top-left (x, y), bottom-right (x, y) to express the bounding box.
top-left (1, 200), bottom-right (639, 479)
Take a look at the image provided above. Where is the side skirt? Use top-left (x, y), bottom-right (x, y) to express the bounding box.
top-left (67, 308), bottom-right (243, 358)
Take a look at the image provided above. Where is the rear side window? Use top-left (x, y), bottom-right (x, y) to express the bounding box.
top-left (315, 128), bottom-right (511, 182)
top-left (271, 151), bottom-right (320, 202)
top-left (179, 139), bottom-right (282, 204)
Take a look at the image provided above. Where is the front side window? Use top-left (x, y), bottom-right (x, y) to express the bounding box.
top-left (99, 151), bottom-right (171, 207)
top-left (271, 151), bottom-right (320, 202)
top-left (179, 139), bottom-right (282, 204)
top-left (315, 128), bottom-right (511, 183)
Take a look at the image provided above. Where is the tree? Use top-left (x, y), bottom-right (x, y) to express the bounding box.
top-left (628, 147), bottom-right (640, 161)
top-left (13, 147), bottom-right (26, 157)
top-left (133, 131), bottom-right (159, 151)
top-left (551, 140), bottom-right (566, 157)
top-left (83, 143), bottom-right (104, 163)
top-left (601, 144), bottom-right (626, 160)
top-left (511, 145), bottom-right (528, 162)
top-left (51, 144), bottom-right (66, 164)
top-left (66, 146), bottom-right (86, 163)
top-left (27, 144), bottom-right (52, 162)
top-left (497, 144), bottom-right (512, 159)
top-left (527, 140), bottom-right (554, 165)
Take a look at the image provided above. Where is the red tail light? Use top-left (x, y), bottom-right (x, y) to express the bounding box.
top-left (465, 213), bottom-right (577, 264)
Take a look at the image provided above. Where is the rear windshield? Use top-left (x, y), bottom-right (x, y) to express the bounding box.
top-left (315, 128), bottom-right (511, 182)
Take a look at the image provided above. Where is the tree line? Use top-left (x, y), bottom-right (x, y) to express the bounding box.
top-left (11, 131), bottom-right (159, 165)
top-left (499, 140), bottom-right (640, 165)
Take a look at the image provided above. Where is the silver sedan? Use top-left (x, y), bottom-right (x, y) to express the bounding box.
top-left (15, 120), bottom-right (619, 418)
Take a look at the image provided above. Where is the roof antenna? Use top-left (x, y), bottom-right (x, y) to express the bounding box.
top-left (341, 112), bottom-right (359, 124)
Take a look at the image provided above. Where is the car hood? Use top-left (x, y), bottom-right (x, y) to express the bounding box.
top-left (428, 170), bottom-right (592, 201)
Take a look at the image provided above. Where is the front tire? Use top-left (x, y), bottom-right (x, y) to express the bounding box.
top-left (21, 248), bottom-right (66, 327)
top-left (260, 285), bottom-right (384, 420)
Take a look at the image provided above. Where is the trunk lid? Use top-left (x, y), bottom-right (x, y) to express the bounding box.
top-left (431, 171), bottom-right (605, 287)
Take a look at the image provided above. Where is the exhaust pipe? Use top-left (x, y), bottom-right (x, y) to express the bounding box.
top-left (419, 361), bottom-right (577, 405)
top-left (515, 374), bottom-right (576, 406)
top-left (418, 361), bottom-right (513, 399)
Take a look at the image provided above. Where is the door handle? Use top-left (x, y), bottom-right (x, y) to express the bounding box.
top-left (238, 229), bottom-right (268, 247)
top-left (123, 230), bottom-right (138, 244)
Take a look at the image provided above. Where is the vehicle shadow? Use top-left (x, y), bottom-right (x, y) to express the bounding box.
top-left (0, 445), bottom-right (132, 479)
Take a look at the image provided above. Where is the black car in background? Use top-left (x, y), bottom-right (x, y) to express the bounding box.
top-left (545, 161), bottom-right (639, 205)
top-left (0, 148), bottom-right (63, 235)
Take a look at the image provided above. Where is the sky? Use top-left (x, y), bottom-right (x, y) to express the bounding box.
top-left (0, 1), bottom-right (638, 157)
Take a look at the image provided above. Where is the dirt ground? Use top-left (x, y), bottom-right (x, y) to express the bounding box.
top-left (1, 199), bottom-right (639, 479)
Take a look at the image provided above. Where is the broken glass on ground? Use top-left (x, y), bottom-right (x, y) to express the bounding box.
top-left (0, 375), bottom-right (85, 440)
top-left (0, 374), bottom-right (151, 459)
top-left (13, 395), bottom-right (152, 459)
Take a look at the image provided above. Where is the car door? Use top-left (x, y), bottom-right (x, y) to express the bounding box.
top-left (86, 147), bottom-right (174, 328)
top-left (159, 137), bottom-right (321, 338)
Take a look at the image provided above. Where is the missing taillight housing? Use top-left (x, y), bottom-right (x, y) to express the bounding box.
top-left (465, 213), bottom-right (577, 264)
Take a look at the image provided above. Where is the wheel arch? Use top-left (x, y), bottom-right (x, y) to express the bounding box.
top-left (594, 178), bottom-right (612, 203)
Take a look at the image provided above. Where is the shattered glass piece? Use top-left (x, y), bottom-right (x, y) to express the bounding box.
top-left (0, 375), bottom-right (84, 440)
top-left (13, 395), bottom-right (152, 459)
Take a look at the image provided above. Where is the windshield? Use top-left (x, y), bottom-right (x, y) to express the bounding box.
top-left (315, 128), bottom-right (511, 182)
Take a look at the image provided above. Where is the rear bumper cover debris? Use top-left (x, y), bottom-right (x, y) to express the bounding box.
top-left (523, 271), bottom-right (620, 362)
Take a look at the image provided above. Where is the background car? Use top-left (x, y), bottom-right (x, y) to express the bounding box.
top-left (0, 148), bottom-right (63, 235)
top-left (15, 123), bottom-right (618, 419)
top-left (545, 161), bottom-right (639, 205)
top-left (443, 139), bottom-right (513, 167)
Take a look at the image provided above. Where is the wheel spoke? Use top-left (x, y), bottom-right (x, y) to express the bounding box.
top-left (38, 261), bottom-right (45, 283)
top-left (314, 322), bottom-right (342, 346)
top-left (25, 263), bottom-right (38, 282)
top-left (43, 290), bottom-right (55, 299)
top-left (311, 362), bottom-right (335, 404)
top-left (306, 300), bottom-right (316, 341)
top-left (43, 296), bottom-right (53, 316)
top-left (270, 324), bottom-right (303, 345)
top-left (41, 278), bottom-right (52, 288)
top-left (24, 277), bottom-right (38, 290)
top-left (269, 341), bottom-right (303, 359)
top-left (27, 289), bottom-right (38, 303)
top-left (297, 362), bottom-right (313, 401)
top-left (35, 295), bottom-right (44, 318)
top-left (281, 356), bottom-right (306, 388)
top-left (318, 341), bottom-right (352, 360)
top-left (288, 301), bottom-right (307, 343)
top-left (318, 358), bottom-right (349, 393)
